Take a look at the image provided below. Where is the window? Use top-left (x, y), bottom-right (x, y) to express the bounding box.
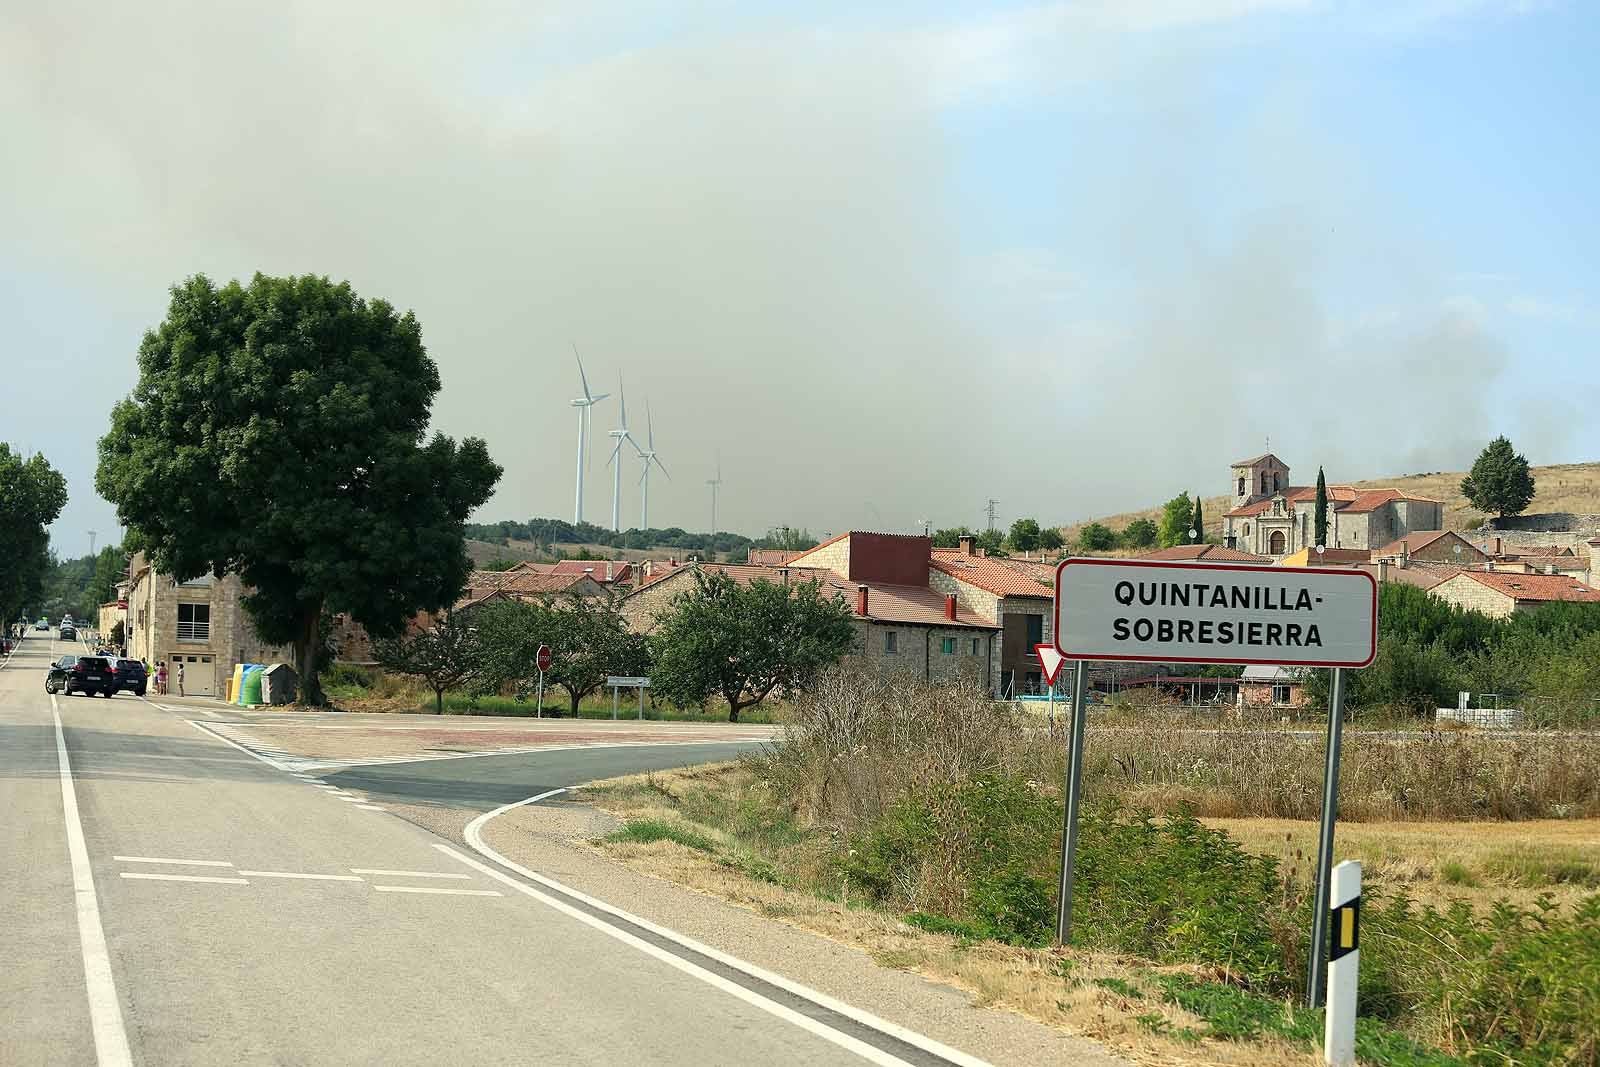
top-left (1237, 476), bottom-right (1246, 496)
top-left (970, 638), bottom-right (980, 655)
top-left (883, 631), bottom-right (897, 654)
top-left (1272, 684), bottom-right (1292, 706)
top-left (941, 637), bottom-right (956, 655)
top-left (1243, 523), bottom-right (1250, 535)
top-left (1273, 472), bottom-right (1281, 492)
top-left (176, 603), bottom-right (210, 642)
top-left (1261, 473), bottom-right (1269, 494)
top-left (1023, 614), bottom-right (1044, 646)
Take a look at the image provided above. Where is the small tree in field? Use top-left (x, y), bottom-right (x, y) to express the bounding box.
top-left (1077, 522), bottom-right (1117, 551)
top-left (1122, 518), bottom-right (1158, 548)
top-left (1038, 526), bottom-right (1065, 551)
top-left (1461, 436), bottom-right (1535, 519)
top-left (652, 571), bottom-right (856, 721)
top-left (373, 611), bottom-right (485, 714)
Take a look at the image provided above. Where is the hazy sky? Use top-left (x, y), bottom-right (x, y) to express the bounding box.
top-left (4, 0), bottom-right (1597, 552)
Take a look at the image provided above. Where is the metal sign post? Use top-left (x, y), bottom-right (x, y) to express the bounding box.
top-left (535, 645), bottom-right (551, 719)
top-left (1055, 660), bottom-right (1089, 945)
top-left (1308, 665), bottom-right (1348, 1008)
top-left (605, 676), bottom-right (651, 722)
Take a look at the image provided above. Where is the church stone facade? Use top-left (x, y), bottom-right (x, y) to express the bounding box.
top-left (1222, 454), bottom-right (1442, 559)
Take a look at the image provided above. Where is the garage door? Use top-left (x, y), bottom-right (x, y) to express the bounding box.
top-left (170, 653), bottom-right (216, 696)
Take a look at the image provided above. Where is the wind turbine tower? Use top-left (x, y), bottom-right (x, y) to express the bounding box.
top-left (569, 346), bottom-right (610, 526)
top-left (637, 400), bottom-right (669, 529)
top-left (605, 376), bottom-right (642, 533)
top-left (706, 456), bottom-right (723, 535)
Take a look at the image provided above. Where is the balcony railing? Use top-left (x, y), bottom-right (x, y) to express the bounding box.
top-left (176, 620), bottom-right (210, 642)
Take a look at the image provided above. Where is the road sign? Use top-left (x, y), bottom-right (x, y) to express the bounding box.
top-left (606, 676), bottom-right (651, 688)
top-left (1053, 558), bottom-right (1377, 668)
top-left (536, 644), bottom-right (552, 671)
top-left (1034, 644), bottom-right (1066, 687)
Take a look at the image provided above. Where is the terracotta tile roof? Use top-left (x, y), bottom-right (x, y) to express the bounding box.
top-left (465, 571), bottom-right (599, 599)
top-left (1500, 545), bottom-right (1577, 559)
top-left (1335, 488), bottom-right (1441, 513)
top-left (990, 557), bottom-right (1060, 584)
top-left (1373, 531), bottom-right (1453, 557)
top-left (550, 559), bottom-right (633, 582)
top-left (1224, 489), bottom-right (1310, 518)
top-left (929, 556), bottom-right (1054, 598)
top-left (1450, 571), bottom-right (1600, 603)
top-left (1138, 545), bottom-right (1273, 563)
top-left (747, 549), bottom-right (802, 566)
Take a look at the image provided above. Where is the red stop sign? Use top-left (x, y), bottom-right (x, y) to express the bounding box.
top-left (536, 644), bottom-right (552, 671)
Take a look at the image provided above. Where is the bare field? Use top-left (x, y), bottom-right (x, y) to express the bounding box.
top-left (1061, 459), bottom-right (1600, 542)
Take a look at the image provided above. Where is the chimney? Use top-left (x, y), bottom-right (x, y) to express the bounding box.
top-left (1377, 559), bottom-right (1389, 583)
top-left (1485, 560), bottom-right (1494, 572)
top-left (1399, 541), bottom-right (1409, 565)
top-left (856, 584), bottom-right (869, 616)
top-left (944, 594), bottom-right (957, 621)
top-left (977, 547), bottom-right (987, 558)
top-left (1491, 536), bottom-right (1502, 556)
top-left (958, 535), bottom-right (974, 556)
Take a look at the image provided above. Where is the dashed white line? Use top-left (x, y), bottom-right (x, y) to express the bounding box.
top-left (350, 869), bottom-right (471, 880)
top-left (235, 870), bottom-right (364, 881)
top-left (53, 695), bottom-right (135, 1066)
top-left (113, 856), bottom-right (234, 868)
top-left (373, 885), bottom-right (503, 897)
top-left (121, 872), bottom-right (249, 886)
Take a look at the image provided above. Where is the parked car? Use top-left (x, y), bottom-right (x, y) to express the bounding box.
top-left (46, 655), bottom-right (116, 697)
top-left (107, 658), bottom-right (148, 696)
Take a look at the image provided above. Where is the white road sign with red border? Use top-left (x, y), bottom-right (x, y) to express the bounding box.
top-left (1053, 558), bottom-right (1377, 668)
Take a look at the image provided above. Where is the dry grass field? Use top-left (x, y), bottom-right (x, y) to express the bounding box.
top-left (1061, 460), bottom-right (1600, 544)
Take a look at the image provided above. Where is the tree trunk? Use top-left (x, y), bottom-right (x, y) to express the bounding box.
top-left (295, 602), bottom-right (326, 706)
top-left (568, 688), bottom-right (580, 717)
top-left (434, 686), bottom-right (445, 714)
top-left (726, 694), bottom-right (741, 723)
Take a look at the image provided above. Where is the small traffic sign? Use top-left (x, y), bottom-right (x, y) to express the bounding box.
top-left (536, 644), bottom-right (552, 671)
top-left (1035, 644), bottom-right (1066, 686)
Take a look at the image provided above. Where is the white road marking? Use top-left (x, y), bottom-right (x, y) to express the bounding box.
top-left (454, 791), bottom-right (992, 1067)
top-left (235, 871), bottom-right (364, 881)
top-left (335, 796), bottom-right (365, 803)
top-left (113, 856), bottom-right (234, 868)
top-left (53, 695), bottom-right (135, 1067)
top-left (185, 719), bottom-right (294, 772)
top-left (349, 869), bottom-right (471, 880)
top-left (357, 806), bottom-right (387, 812)
top-left (120, 873), bottom-right (249, 885)
top-left (373, 885), bottom-right (503, 897)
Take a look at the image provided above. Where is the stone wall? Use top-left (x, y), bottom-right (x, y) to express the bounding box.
top-left (786, 537), bottom-right (849, 576)
top-left (1480, 513), bottom-right (1600, 534)
top-left (849, 619), bottom-right (993, 685)
top-left (1429, 575), bottom-right (1516, 619)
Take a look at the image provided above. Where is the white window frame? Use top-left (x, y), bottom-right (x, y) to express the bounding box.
top-left (176, 602), bottom-right (211, 643)
top-left (883, 631), bottom-right (898, 654)
top-left (1272, 683), bottom-right (1292, 706)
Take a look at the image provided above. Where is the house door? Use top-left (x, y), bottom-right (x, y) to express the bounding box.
top-left (1268, 530), bottom-right (1286, 555)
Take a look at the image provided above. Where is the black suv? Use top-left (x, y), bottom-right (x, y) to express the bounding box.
top-left (106, 657), bottom-right (148, 696)
top-left (46, 655), bottom-right (116, 697)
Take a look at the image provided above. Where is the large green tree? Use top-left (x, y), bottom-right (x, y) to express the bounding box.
top-left (1313, 467), bottom-right (1329, 548)
top-left (1157, 492), bottom-right (1193, 548)
top-left (0, 446), bottom-right (68, 626)
top-left (96, 274), bottom-right (501, 704)
top-left (651, 570), bottom-right (856, 721)
top-left (1076, 522), bottom-right (1116, 551)
top-left (1007, 518), bottom-right (1042, 553)
top-left (1121, 517), bottom-right (1158, 549)
top-left (474, 592), bottom-right (649, 715)
top-left (1460, 436), bottom-right (1535, 519)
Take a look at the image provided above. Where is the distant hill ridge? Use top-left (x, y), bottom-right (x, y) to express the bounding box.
top-left (1062, 461), bottom-right (1600, 545)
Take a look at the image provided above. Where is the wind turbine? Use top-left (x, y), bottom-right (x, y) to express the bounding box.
top-left (570, 346), bottom-right (609, 526)
top-left (605, 375), bottom-right (643, 532)
top-left (637, 400), bottom-right (669, 530)
top-left (706, 454), bottom-right (723, 535)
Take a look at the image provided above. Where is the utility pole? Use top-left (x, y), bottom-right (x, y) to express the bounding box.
top-left (919, 519), bottom-right (931, 537)
top-left (985, 499), bottom-right (999, 533)
top-left (88, 530), bottom-right (97, 557)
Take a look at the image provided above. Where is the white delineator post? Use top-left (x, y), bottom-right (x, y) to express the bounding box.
top-left (1324, 860), bottom-right (1361, 1067)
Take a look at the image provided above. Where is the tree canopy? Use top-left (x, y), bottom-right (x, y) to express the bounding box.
top-left (1121, 518), bottom-right (1158, 549)
top-left (1461, 436), bottom-right (1535, 519)
top-left (96, 273), bottom-right (500, 703)
top-left (1313, 467), bottom-right (1329, 548)
top-left (473, 592), bottom-right (649, 715)
top-left (651, 571), bottom-right (856, 721)
top-left (1077, 522), bottom-right (1116, 551)
top-left (1007, 518), bottom-right (1042, 553)
top-left (1157, 492), bottom-right (1193, 548)
top-left (0, 446), bottom-right (67, 625)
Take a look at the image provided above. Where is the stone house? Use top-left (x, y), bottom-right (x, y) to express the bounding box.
top-left (1223, 454), bottom-right (1442, 558)
top-left (124, 554), bottom-right (293, 698)
top-left (1429, 570), bottom-right (1600, 619)
top-left (1372, 531), bottom-right (1487, 568)
top-left (1238, 664), bottom-right (1309, 708)
top-left (620, 558), bottom-right (998, 686)
top-left (928, 545), bottom-right (1057, 696)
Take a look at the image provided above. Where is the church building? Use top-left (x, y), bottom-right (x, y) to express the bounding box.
top-left (1222, 454), bottom-right (1442, 558)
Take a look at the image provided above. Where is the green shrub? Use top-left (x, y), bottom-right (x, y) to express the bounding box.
top-left (606, 819), bottom-right (720, 854)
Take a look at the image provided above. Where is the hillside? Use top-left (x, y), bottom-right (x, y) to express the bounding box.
top-left (1061, 461), bottom-right (1600, 545)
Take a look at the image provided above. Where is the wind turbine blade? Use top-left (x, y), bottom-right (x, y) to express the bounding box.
top-left (573, 344), bottom-right (593, 401)
top-left (590, 392), bottom-right (610, 403)
top-left (617, 373), bottom-right (628, 429)
top-left (653, 454), bottom-right (670, 480)
top-left (646, 399), bottom-right (655, 450)
top-left (607, 437), bottom-right (624, 465)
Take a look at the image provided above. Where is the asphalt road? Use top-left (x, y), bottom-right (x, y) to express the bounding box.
top-left (0, 630), bottom-right (969, 1066)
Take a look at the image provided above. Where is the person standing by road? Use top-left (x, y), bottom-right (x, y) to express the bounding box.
top-left (175, 660), bottom-right (184, 697)
top-left (155, 661), bottom-right (168, 696)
